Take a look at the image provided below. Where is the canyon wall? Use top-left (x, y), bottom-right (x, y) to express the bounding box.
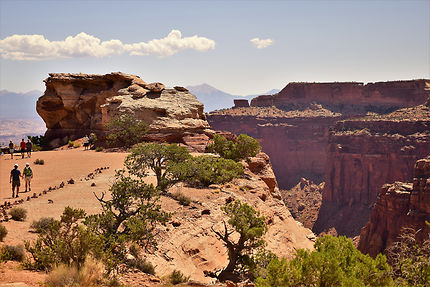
top-left (208, 106), bottom-right (342, 188)
top-left (37, 73), bottom-right (209, 146)
top-left (358, 156), bottom-right (430, 257)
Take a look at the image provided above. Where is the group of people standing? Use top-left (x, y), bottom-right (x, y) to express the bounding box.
top-left (10, 163), bottom-right (33, 198)
top-left (9, 139), bottom-right (32, 159)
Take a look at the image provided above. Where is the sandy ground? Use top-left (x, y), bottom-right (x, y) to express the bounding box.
top-left (0, 148), bottom-right (128, 286)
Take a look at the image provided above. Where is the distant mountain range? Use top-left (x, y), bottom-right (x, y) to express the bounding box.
top-left (187, 84), bottom-right (279, 112)
top-left (0, 89), bottom-right (42, 119)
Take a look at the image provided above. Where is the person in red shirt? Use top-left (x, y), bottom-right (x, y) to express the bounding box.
top-left (20, 139), bottom-right (26, 159)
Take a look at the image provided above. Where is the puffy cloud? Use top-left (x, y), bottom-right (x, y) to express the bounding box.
top-left (0, 30), bottom-right (215, 60)
top-left (250, 37), bottom-right (274, 49)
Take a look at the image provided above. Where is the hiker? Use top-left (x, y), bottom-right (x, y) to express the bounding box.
top-left (10, 164), bottom-right (21, 198)
top-left (20, 139), bottom-right (26, 159)
top-left (89, 133), bottom-right (95, 149)
top-left (23, 163), bottom-right (33, 192)
top-left (26, 139), bottom-right (33, 158)
top-left (8, 140), bottom-right (14, 159)
top-left (83, 135), bottom-right (89, 150)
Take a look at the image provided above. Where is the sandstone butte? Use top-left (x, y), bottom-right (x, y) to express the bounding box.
top-left (358, 156), bottom-right (430, 257)
top-left (36, 72), bottom-right (211, 147)
top-left (208, 79), bottom-right (430, 236)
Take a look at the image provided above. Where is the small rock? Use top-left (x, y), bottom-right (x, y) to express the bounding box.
top-left (68, 178), bottom-right (75, 184)
top-left (201, 209), bottom-right (211, 215)
top-left (91, 182), bottom-right (96, 187)
top-left (48, 199), bottom-right (54, 204)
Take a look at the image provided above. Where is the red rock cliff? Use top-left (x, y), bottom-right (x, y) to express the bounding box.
top-left (358, 156), bottom-right (430, 257)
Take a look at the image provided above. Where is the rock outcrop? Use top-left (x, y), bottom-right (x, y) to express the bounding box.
top-left (358, 157), bottom-right (430, 257)
top-left (314, 104), bottom-right (430, 236)
top-left (146, 152), bottom-right (314, 283)
top-left (36, 73), bottom-right (209, 146)
top-left (251, 80), bottom-right (430, 114)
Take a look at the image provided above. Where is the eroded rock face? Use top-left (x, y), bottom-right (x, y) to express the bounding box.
top-left (358, 157), bottom-right (430, 257)
top-left (314, 104), bottom-right (430, 236)
top-left (36, 72), bottom-right (209, 146)
top-left (251, 80), bottom-right (430, 114)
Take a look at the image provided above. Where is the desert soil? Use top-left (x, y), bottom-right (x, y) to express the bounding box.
top-left (0, 148), bottom-right (128, 286)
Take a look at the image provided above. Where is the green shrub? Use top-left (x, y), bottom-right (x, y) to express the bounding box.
top-left (172, 155), bottom-right (244, 187)
top-left (169, 269), bottom-right (189, 285)
top-left (95, 147), bottom-right (104, 152)
top-left (73, 142), bottom-right (81, 148)
top-left (68, 140), bottom-right (74, 148)
top-left (9, 207), bottom-right (27, 221)
top-left (255, 235), bottom-right (393, 287)
top-left (172, 192), bottom-right (191, 206)
top-left (0, 244), bottom-right (25, 262)
top-left (0, 224), bottom-right (7, 241)
top-left (207, 134), bottom-right (261, 161)
top-left (30, 217), bottom-right (56, 233)
top-left (105, 114), bottom-right (148, 148)
top-left (127, 257), bottom-right (155, 275)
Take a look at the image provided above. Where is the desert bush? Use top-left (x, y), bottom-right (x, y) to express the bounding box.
top-left (0, 244), bottom-right (25, 262)
top-left (68, 140), bottom-right (74, 148)
top-left (30, 217), bottom-right (56, 233)
top-left (212, 200), bottom-right (267, 280)
top-left (34, 159), bottom-right (45, 165)
top-left (73, 142), bottom-right (81, 148)
top-left (85, 172), bottom-right (170, 273)
top-left (0, 224), bottom-right (7, 241)
top-left (172, 155), bottom-right (244, 187)
top-left (255, 235), bottom-right (393, 287)
top-left (105, 114), bottom-right (148, 148)
top-left (125, 143), bottom-right (191, 191)
top-left (25, 207), bottom-right (102, 271)
top-left (386, 228), bottom-right (430, 286)
top-left (45, 256), bottom-right (104, 287)
top-left (171, 192), bottom-right (191, 206)
top-left (169, 270), bottom-right (190, 285)
top-left (127, 257), bottom-right (155, 275)
top-left (207, 134), bottom-right (261, 161)
top-left (95, 146), bottom-right (104, 152)
top-left (9, 207), bottom-right (27, 221)
top-left (28, 135), bottom-right (49, 150)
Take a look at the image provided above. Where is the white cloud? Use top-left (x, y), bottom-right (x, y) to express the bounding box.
top-left (0, 30), bottom-right (215, 60)
top-left (250, 37), bottom-right (274, 49)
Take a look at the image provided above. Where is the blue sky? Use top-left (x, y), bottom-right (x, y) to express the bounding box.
top-left (0, 0), bottom-right (429, 95)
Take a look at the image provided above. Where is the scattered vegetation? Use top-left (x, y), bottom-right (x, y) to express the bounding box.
top-left (9, 207), bottom-right (27, 221)
top-left (0, 244), bottom-right (26, 262)
top-left (27, 135), bottom-right (48, 150)
top-left (34, 158), bottom-right (45, 165)
top-left (25, 207), bottom-right (102, 271)
top-left (105, 114), bottom-right (148, 148)
top-left (85, 171), bottom-right (171, 273)
top-left (0, 224), bottom-right (7, 241)
top-left (30, 217), bottom-right (56, 233)
top-left (74, 142), bottom-right (81, 148)
top-left (68, 140), bottom-right (74, 148)
top-left (207, 134), bottom-right (261, 161)
top-left (44, 256), bottom-right (105, 287)
top-left (169, 269), bottom-right (190, 285)
top-left (125, 143), bottom-right (191, 192)
top-left (255, 235), bottom-right (393, 287)
top-left (172, 155), bottom-right (244, 187)
top-left (386, 228), bottom-right (430, 286)
top-left (212, 200), bottom-right (267, 280)
top-left (95, 146), bottom-right (104, 152)
top-left (171, 191), bottom-right (191, 206)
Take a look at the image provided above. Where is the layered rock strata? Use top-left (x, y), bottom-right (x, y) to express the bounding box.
top-left (208, 106), bottom-right (342, 188)
top-left (314, 104), bottom-right (430, 236)
top-left (36, 73), bottom-right (209, 146)
top-left (358, 156), bottom-right (430, 257)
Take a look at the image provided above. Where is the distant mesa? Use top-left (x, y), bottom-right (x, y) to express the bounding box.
top-left (36, 72), bottom-right (210, 147)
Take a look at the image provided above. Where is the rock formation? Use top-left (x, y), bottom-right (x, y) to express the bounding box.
top-left (358, 156), bottom-right (430, 257)
top-left (313, 104), bottom-right (430, 236)
top-left (36, 73), bottom-right (209, 146)
top-left (146, 152), bottom-right (314, 283)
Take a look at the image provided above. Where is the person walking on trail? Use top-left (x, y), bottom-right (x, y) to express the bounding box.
top-left (83, 135), bottom-right (89, 150)
top-left (20, 139), bottom-right (26, 159)
top-left (23, 163), bottom-right (33, 192)
top-left (10, 164), bottom-right (21, 198)
top-left (89, 133), bottom-right (95, 149)
top-left (8, 140), bottom-right (14, 159)
top-left (26, 139), bottom-right (33, 158)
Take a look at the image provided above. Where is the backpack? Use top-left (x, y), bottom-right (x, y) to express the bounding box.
top-left (24, 167), bottom-right (32, 176)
